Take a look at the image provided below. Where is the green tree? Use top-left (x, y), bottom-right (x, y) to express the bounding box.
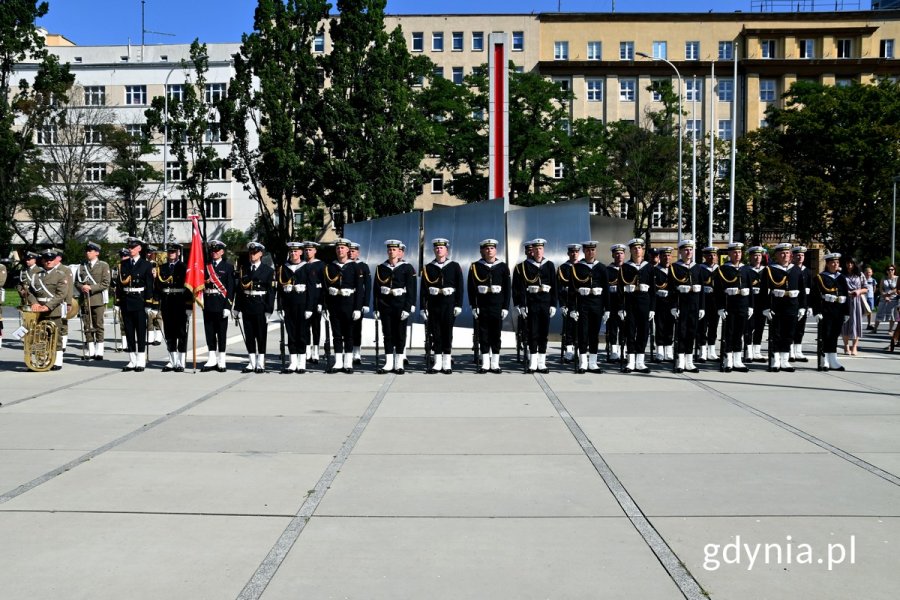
top-left (102, 126), bottom-right (162, 240)
top-left (146, 40), bottom-right (227, 240)
top-left (0, 0), bottom-right (74, 248)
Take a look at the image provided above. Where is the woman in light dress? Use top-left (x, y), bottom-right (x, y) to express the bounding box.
top-left (873, 264), bottom-right (897, 334)
top-left (840, 258), bottom-right (868, 355)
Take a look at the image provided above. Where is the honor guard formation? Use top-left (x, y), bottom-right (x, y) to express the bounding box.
top-left (6, 237), bottom-right (858, 375)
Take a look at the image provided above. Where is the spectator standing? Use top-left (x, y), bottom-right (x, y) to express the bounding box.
top-left (840, 258), bottom-right (868, 355)
top-left (864, 266), bottom-right (877, 330)
top-left (873, 264), bottom-right (898, 334)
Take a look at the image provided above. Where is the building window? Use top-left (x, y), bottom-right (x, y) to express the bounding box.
top-left (512, 31), bottom-right (524, 51)
top-left (86, 199), bottom-right (107, 221)
top-left (620, 41), bottom-right (634, 60)
top-left (430, 177), bottom-right (444, 193)
top-left (685, 119), bottom-right (702, 141)
top-left (553, 77), bottom-right (570, 92)
top-left (760, 79), bottom-right (776, 102)
top-left (125, 85), bottom-right (147, 106)
top-left (761, 39), bottom-right (777, 59)
top-left (125, 124), bottom-right (145, 139)
top-left (166, 84), bottom-right (184, 103)
top-left (472, 31), bottom-right (484, 51)
top-left (652, 41), bottom-right (667, 59)
top-left (408, 32), bottom-right (423, 53)
top-left (84, 162), bottom-right (106, 182)
top-left (717, 79), bottom-right (733, 102)
top-left (36, 124), bottom-right (58, 145)
top-left (84, 125), bottom-right (103, 145)
top-left (166, 161), bottom-right (184, 182)
top-left (133, 200), bottom-right (147, 221)
top-left (718, 41), bottom-right (733, 60)
top-left (451, 31), bottom-right (463, 51)
top-left (433, 66), bottom-right (444, 79)
top-left (881, 39), bottom-right (895, 58)
top-left (718, 119), bottom-right (732, 141)
top-left (558, 119), bottom-right (571, 135)
top-left (717, 161), bottom-right (729, 179)
top-left (83, 86), bottom-right (105, 106)
top-left (652, 203), bottom-right (664, 228)
top-left (205, 123), bottom-right (222, 143)
top-left (205, 83), bottom-right (226, 104)
top-left (586, 78), bottom-right (603, 102)
top-left (685, 79), bottom-right (702, 102)
top-left (650, 79), bottom-right (665, 102)
top-left (619, 78), bottom-right (636, 101)
top-left (587, 41), bottom-right (601, 60)
top-left (618, 200), bottom-right (629, 219)
top-left (799, 39), bottom-right (815, 59)
top-left (313, 33), bottom-right (325, 53)
top-left (166, 198), bottom-right (187, 220)
top-left (836, 39), bottom-right (852, 58)
top-left (685, 41), bottom-right (700, 60)
top-left (432, 32), bottom-right (444, 52)
top-left (553, 160), bottom-right (564, 179)
top-left (205, 198), bottom-right (227, 219)
top-left (452, 67), bottom-right (464, 85)
top-left (210, 163), bottom-right (228, 180)
top-left (836, 77), bottom-right (853, 87)
top-left (554, 41), bottom-right (569, 60)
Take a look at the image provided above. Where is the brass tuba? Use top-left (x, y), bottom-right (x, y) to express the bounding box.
top-left (19, 308), bottom-right (59, 372)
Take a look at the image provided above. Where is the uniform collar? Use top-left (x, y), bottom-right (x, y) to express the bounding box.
top-left (625, 260), bottom-right (647, 269)
top-left (527, 258), bottom-right (548, 268)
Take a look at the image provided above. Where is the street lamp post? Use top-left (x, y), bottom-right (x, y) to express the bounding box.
top-left (893, 175), bottom-right (900, 263)
top-left (637, 52), bottom-right (684, 243)
top-left (162, 66), bottom-right (179, 245)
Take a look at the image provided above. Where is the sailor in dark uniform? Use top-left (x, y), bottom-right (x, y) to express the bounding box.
top-left (606, 244), bottom-right (626, 361)
top-left (557, 243), bottom-right (581, 363)
top-left (567, 240), bottom-right (608, 373)
top-left (302, 241), bottom-right (325, 365)
top-left (513, 238), bottom-right (557, 374)
top-left (617, 238), bottom-right (656, 373)
top-left (653, 247), bottom-right (675, 361)
top-left (234, 241), bottom-right (276, 373)
top-left (468, 238), bottom-right (511, 374)
top-left (277, 241), bottom-right (314, 373)
top-left (156, 243), bottom-right (189, 372)
top-left (420, 238), bottom-right (464, 374)
top-left (696, 246), bottom-right (720, 363)
top-left (349, 242), bottom-right (371, 365)
top-left (201, 239), bottom-right (235, 372)
top-left (714, 242), bottom-right (753, 372)
top-left (323, 238), bottom-right (365, 373)
top-left (743, 246), bottom-right (767, 363)
top-left (760, 242), bottom-right (807, 372)
top-left (789, 245), bottom-right (813, 363)
top-left (810, 252), bottom-right (850, 371)
top-left (668, 239), bottom-right (705, 373)
top-left (116, 237), bottom-right (156, 372)
top-left (373, 239), bottom-right (417, 374)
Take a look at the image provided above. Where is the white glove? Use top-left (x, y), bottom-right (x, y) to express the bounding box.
top-left (223, 309), bottom-right (231, 320)
top-left (797, 311), bottom-right (805, 321)
top-left (648, 310), bottom-right (655, 321)
top-left (618, 310), bottom-right (626, 320)
top-left (843, 315), bottom-right (850, 323)
top-left (472, 308), bottom-right (479, 319)
top-left (561, 306), bottom-right (568, 317)
top-left (352, 310), bottom-right (361, 321)
top-left (441, 287), bottom-right (454, 296)
top-left (421, 309), bottom-right (428, 321)
top-left (277, 310), bottom-right (284, 320)
top-left (362, 306), bottom-right (370, 315)
top-left (670, 308), bottom-right (680, 318)
top-left (316, 304), bottom-right (322, 313)
top-left (718, 309), bottom-right (727, 319)
top-left (185, 309), bottom-right (192, 319)
top-left (763, 309), bottom-right (774, 320)
top-left (501, 309), bottom-right (508, 319)
top-left (549, 306), bottom-right (557, 319)
top-left (400, 310), bottom-right (410, 320)
top-left (807, 307), bottom-right (814, 318)
top-left (747, 307), bottom-right (754, 318)
top-left (570, 310), bottom-right (579, 321)
top-left (602, 311), bottom-right (610, 323)
top-left (815, 313), bottom-right (823, 322)
top-left (304, 310), bottom-right (312, 319)
top-left (283, 285), bottom-right (293, 293)
top-left (113, 305), bottom-right (121, 316)
top-left (145, 307), bottom-right (158, 319)
top-left (517, 306), bottom-right (528, 317)
top-left (453, 307), bottom-right (461, 317)
top-left (328, 287), bottom-right (339, 296)
top-left (698, 309), bottom-right (706, 320)
top-left (373, 310), bottom-right (380, 319)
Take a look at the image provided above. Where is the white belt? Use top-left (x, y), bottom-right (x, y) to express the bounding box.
top-left (740, 288), bottom-right (750, 296)
top-left (725, 287), bottom-right (739, 296)
top-left (837, 296), bottom-right (847, 304)
top-left (205, 288), bottom-right (221, 295)
top-left (391, 288), bottom-right (405, 297)
top-left (677, 285), bottom-right (691, 294)
top-left (639, 283), bottom-right (649, 292)
top-left (124, 287), bottom-right (145, 293)
top-left (824, 294), bottom-right (839, 303)
top-left (623, 284), bottom-right (636, 293)
top-left (526, 285), bottom-right (541, 294)
top-left (246, 290), bottom-right (267, 296)
top-left (771, 289), bottom-right (785, 298)
top-left (161, 288), bottom-right (184, 294)
top-left (428, 286), bottom-right (440, 295)
top-left (609, 285), bottom-right (617, 293)
top-left (284, 284), bottom-right (307, 293)
top-left (703, 285), bottom-right (714, 294)
top-left (752, 287), bottom-right (760, 295)
top-left (787, 290), bottom-right (800, 298)
top-left (656, 289), bottom-right (668, 297)
top-left (805, 288), bottom-right (811, 296)
top-left (577, 287), bottom-right (591, 296)
top-left (591, 287), bottom-right (603, 296)
top-left (334, 287), bottom-right (353, 297)
top-left (37, 297), bottom-right (52, 302)
top-left (691, 284), bottom-right (702, 293)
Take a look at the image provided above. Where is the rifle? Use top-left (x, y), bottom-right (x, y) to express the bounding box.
top-left (279, 310), bottom-right (286, 372)
top-left (672, 298), bottom-right (681, 374)
top-left (424, 310), bottom-right (434, 373)
top-left (649, 313), bottom-right (659, 363)
top-left (767, 311), bottom-right (776, 372)
top-left (323, 310), bottom-right (333, 372)
top-left (522, 309), bottom-right (532, 374)
top-left (816, 313), bottom-right (825, 371)
top-left (719, 311), bottom-right (729, 372)
top-left (113, 304), bottom-right (122, 352)
top-left (572, 295), bottom-right (581, 374)
top-left (619, 310), bottom-right (627, 373)
top-left (80, 293), bottom-right (93, 360)
top-left (472, 306), bottom-right (482, 367)
top-left (375, 311), bottom-right (382, 372)
top-left (560, 307), bottom-right (568, 364)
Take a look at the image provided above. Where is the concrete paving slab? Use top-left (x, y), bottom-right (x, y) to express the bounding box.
top-left (185, 391), bottom-right (372, 417)
top-left (0, 392), bottom-right (191, 415)
top-left (116, 415), bottom-right (359, 454)
top-left (374, 392), bottom-right (558, 417)
top-left (731, 390), bottom-right (900, 416)
top-left (0, 414), bottom-right (154, 450)
top-left (578, 416), bottom-right (824, 454)
top-left (605, 453), bottom-right (900, 517)
top-left (386, 371), bottom-right (544, 393)
top-left (777, 416), bottom-right (900, 452)
top-left (559, 392), bottom-right (749, 417)
top-left (261, 517), bottom-right (684, 600)
top-left (0, 449), bottom-right (85, 494)
top-left (354, 417), bottom-right (582, 455)
top-left (696, 374), bottom-right (864, 395)
top-left (316, 454), bottom-right (624, 517)
top-left (0, 511), bottom-right (290, 600)
top-left (653, 516), bottom-right (900, 600)
top-left (219, 373), bottom-right (386, 393)
top-left (541, 371), bottom-right (700, 392)
top-left (0, 451), bottom-right (330, 516)
top-left (854, 453), bottom-right (900, 477)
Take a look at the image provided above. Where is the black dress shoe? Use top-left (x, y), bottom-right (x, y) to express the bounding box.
top-left (93, 355), bottom-right (103, 361)
top-left (833, 366), bottom-right (846, 371)
top-left (426, 367), bottom-right (437, 374)
top-left (442, 369), bottom-right (452, 374)
top-left (122, 365), bottom-right (135, 372)
top-left (781, 366), bottom-right (795, 373)
top-left (162, 365), bottom-right (173, 372)
top-left (353, 358), bottom-right (362, 365)
top-left (255, 367), bottom-right (265, 374)
top-left (524, 368), bottom-right (533, 374)
top-left (637, 367), bottom-right (651, 374)
top-left (174, 366), bottom-right (184, 373)
top-left (376, 367), bottom-right (387, 374)
top-left (343, 367), bottom-right (353, 374)
top-left (490, 368), bottom-right (502, 374)
top-left (135, 367), bottom-right (145, 372)
top-left (694, 357), bottom-right (706, 363)
top-left (217, 366), bottom-right (227, 373)
top-left (297, 369), bottom-right (306, 374)
top-left (476, 367), bottom-right (487, 374)
top-left (538, 368), bottom-right (549, 374)
top-left (575, 367), bottom-right (586, 374)
top-left (201, 365), bottom-right (215, 372)
top-left (51, 365), bottom-right (62, 371)
top-left (674, 367), bottom-right (684, 374)
top-left (394, 368), bottom-right (405, 375)
top-left (242, 366), bottom-right (254, 373)
top-left (768, 366), bottom-right (780, 373)
top-left (795, 356), bottom-right (809, 363)
top-left (151, 340), bottom-right (161, 346)
top-left (80, 355), bottom-right (90, 361)
top-left (621, 367), bottom-right (632, 374)
top-left (281, 368), bottom-right (294, 374)
top-left (733, 366), bottom-right (749, 373)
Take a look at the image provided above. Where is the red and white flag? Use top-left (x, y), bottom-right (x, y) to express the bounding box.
top-left (185, 215), bottom-right (206, 308)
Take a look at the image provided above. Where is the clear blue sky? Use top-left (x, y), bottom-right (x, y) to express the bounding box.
top-left (39, 0), bottom-right (780, 46)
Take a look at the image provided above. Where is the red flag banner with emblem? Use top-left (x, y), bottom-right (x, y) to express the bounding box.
top-left (185, 215), bottom-right (205, 308)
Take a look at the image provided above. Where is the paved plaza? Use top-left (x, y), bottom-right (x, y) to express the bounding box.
top-left (0, 310), bottom-right (898, 599)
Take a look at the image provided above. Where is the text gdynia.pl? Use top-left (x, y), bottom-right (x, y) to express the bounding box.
top-left (703, 535), bottom-right (856, 571)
